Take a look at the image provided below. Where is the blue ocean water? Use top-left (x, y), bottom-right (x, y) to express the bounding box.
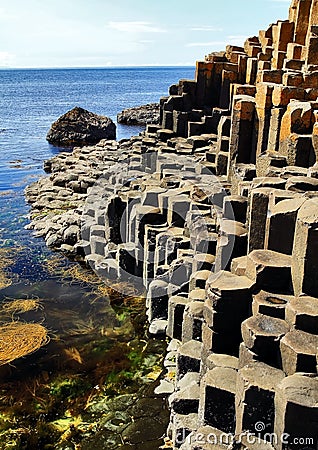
top-left (0, 67), bottom-right (194, 266)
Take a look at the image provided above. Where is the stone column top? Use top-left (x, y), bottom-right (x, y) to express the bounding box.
top-left (238, 360), bottom-right (285, 391)
top-left (277, 373), bottom-right (318, 406)
top-left (206, 270), bottom-right (254, 293)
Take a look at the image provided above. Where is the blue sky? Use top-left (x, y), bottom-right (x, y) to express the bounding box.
top-left (0, 0), bottom-right (290, 68)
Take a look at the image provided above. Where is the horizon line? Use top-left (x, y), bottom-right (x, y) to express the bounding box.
top-left (0, 64), bottom-right (196, 70)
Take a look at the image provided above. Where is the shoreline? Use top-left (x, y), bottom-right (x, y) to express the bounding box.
top-left (24, 0), bottom-right (318, 448)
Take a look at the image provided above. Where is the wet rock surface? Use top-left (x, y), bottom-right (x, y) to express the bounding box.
top-left (81, 388), bottom-right (169, 449)
top-left (46, 106), bottom-right (116, 147)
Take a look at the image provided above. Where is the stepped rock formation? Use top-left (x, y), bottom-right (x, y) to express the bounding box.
top-left (46, 106), bottom-right (116, 147)
top-left (25, 1), bottom-right (318, 449)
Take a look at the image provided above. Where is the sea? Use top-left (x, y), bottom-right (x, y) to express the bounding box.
top-left (0, 66), bottom-right (194, 449)
top-left (0, 66), bottom-right (194, 256)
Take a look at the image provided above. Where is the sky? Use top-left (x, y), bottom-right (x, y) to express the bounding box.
top-left (0, 0), bottom-right (291, 68)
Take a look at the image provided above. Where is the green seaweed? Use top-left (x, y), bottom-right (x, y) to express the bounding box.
top-left (0, 250), bottom-right (168, 449)
top-left (49, 377), bottom-right (92, 401)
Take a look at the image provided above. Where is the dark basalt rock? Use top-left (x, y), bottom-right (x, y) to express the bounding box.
top-left (117, 103), bottom-right (160, 126)
top-left (46, 106), bottom-right (116, 147)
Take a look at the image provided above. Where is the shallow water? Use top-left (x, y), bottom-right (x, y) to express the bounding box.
top-left (0, 66), bottom-right (194, 252)
top-left (0, 254), bottom-right (168, 449)
top-left (0, 67), bottom-right (198, 448)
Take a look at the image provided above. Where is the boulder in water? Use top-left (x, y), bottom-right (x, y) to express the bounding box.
top-left (46, 106), bottom-right (116, 147)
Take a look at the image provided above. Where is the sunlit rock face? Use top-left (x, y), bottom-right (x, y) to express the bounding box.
top-left (46, 106), bottom-right (116, 147)
top-left (117, 103), bottom-right (160, 126)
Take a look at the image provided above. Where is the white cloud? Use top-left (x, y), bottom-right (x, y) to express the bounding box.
top-left (0, 51), bottom-right (15, 67)
top-left (191, 26), bottom-right (223, 32)
top-left (186, 41), bottom-right (226, 47)
top-left (139, 39), bottom-right (155, 44)
top-left (0, 7), bottom-right (17, 21)
top-left (186, 34), bottom-right (246, 50)
top-left (108, 21), bottom-right (166, 33)
top-left (227, 35), bottom-right (246, 45)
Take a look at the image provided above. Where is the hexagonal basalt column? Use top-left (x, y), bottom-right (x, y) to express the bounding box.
top-left (141, 187), bottom-right (167, 208)
top-left (229, 95), bottom-right (256, 168)
top-left (143, 224), bottom-right (169, 286)
top-left (169, 256), bottom-right (193, 292)
top-left (292, 199), bottom-right (318, 297)
top-left (252, 291), bottom-right (293, 320)
top-left (274, 374), bottom-right (318, 450)
top-left (177, 340), bottom-right (203, 379)
top-left (201, 322), bottom-right (239, 359)
top-left (267, 198), bottom-right (306, 255)
top-left (204, 271), bottom-right (254, 356)
top-left (214, 220), bottom-right (248, 272)
top-left (146, 279), bottom-right (169, 322)
top-left (231, 255), bottom-right (248, 276)
top-left (205, 353), bottom-right (238, 373)
top-left (247, 188), bottom-right (271, 253)
top-left (241, 314), bottom-right (290, 367)
top-left (170, 381), bottom-right (200, 416)
top-left (117, 242), bottom-right (138, 277)
top-left (198, 367), bottom-right (237, 434)
top-left (223, 195), bottom-right (248, 224)
top-left (192, 231), bottom-right (218, 256)
top-left (280, 329), bottom-right (318, 375)
top-left (235, 361), bottom-right (285, 439)
top-left (192, 253), bottom-right (215, 273)
top-left (190, 270), bottom-right (212, 291)
top-left (246, 250), bottom-right (293, 294)
top-left (167, 295), bottom-right (190, 341)
top-left (182, 301), bottom-right (204, 343)
top-left (285, 295), bottom-right (318, 334)
top-left (188, 288), bottom-right (206, 303)
top-left (167, 194), bottom-right (191, 227)
top-left (206, 271), bottom-right (254, 317)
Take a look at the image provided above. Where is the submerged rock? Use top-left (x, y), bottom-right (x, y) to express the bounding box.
top-left (117, 103), bottom-right (160, 125)
top-left (46, 106), bottom-right (116, 147)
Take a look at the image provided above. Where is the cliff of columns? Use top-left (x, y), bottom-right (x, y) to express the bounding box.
top-left (25, 1), bottom-right (318, 448)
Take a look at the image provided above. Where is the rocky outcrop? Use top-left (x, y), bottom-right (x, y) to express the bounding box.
top-left (26, 0), bottom-right (318, 449)
top-left (25, 138), bottom-right (125, 255)
top-left (117, 103), bottom-right (160, 125)
top-left (46, 107), bottom-right (116, 147)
